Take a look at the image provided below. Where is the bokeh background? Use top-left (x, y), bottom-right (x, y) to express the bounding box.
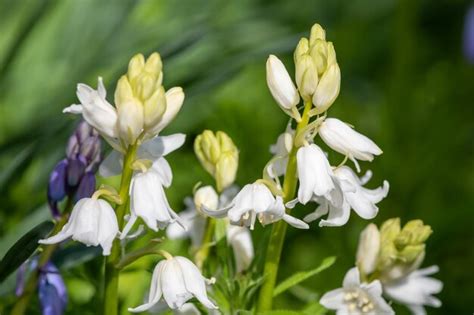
top-left (0, 0), bottom-right (473, 314)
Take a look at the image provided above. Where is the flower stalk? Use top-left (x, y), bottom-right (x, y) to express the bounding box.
top-left (257, 100), bottom-right (312, 311)
top-left (103, 143), bottom-right (138, 315)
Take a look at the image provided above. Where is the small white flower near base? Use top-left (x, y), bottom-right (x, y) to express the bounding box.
top-left (384, 266), bottom-right (443, 315)
top-left (39, 198), bottom-right (118, 256)
top-left (128, 256), bottom-right (217, 312)
top-left (320, 267), bottom-right (394, 315)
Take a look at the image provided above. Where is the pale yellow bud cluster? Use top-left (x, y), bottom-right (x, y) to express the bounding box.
top-left (356, 218), bottom-right (433, 282)
top-left (115, 53), bottom-right (167, 145)
top-left (194, 130), bottom-right (239, 192)
top-left (294, 23), bottom-right (340, 113)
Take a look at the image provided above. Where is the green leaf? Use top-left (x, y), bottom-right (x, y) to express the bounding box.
top-left (0, 220), bottom-right (54, 282)
top-left (273, 256), bottom-right (336, 297)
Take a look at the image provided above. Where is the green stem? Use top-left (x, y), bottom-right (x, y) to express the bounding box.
top-left (11, 199), bottom-right (73, 315)
top-left (103, 143), bottom-right (138, 315)
top-left (257, 101), bottom-right (312, 312)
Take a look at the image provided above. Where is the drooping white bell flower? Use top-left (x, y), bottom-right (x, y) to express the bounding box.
top-left (39, 197), bottom-right (118, 255)
top-left (267, 128), bottom-right (294, 179)
top-left (319, 118), bottom-right (382, 172)
top-left (99, 133), bottom-right (186, 178)
top-left (121, 161), bottom-right (183, 238)
top-left (226, 225), bottom-right (254, 273)
top-left (167, 186), bottom-right (255, 273)
top-left (63, 77), bottom-right (119, 139)
top-left (204, 183), bottom-right (308, 230)
top-left (320, 267), bottom-right (394, 315)
top-left (384, 266), bottom-right (443, 315)
top-left (128, 256), bottom-right (217, 312)
top-left (304, 166), bottom-right (388, 227)
top-left (356, 223), bottom-right (381, 276)
top-left (296, 144), bottom-right (339, 205)
top-left (266, 55), bottom-right (300, 120)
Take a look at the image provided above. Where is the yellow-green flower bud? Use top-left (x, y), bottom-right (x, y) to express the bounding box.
top-left (294, 38), bottom-right (310, 61)
top-left (194, 130), bottom-right (239, 192)
top-left (377, 218), bottom-right (433, 281)
top-left (310, 39), bottom-right (328, 76)
top-left (309, 23), bottom-right (326, 45)
top-left (295, 54), bottom-right (318, 101)
top-left (114, 52), bottom-right (167, 144)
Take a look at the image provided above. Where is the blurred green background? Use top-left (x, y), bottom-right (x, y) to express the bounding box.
top-left (0, 0), bottom-right (473, 314)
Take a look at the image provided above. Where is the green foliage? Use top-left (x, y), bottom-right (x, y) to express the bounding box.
top-left (273, 256), bottom-right (336, 297)
top-left (0, 220), bottom-right (53, 282)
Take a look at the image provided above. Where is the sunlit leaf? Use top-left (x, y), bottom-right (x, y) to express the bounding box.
top-left (273, 256), bottom-right (336, 297)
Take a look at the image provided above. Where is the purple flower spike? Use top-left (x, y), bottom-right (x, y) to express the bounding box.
top-left (464, 5), bottom-right (474, 64)
top-left (74, 172), bottom-right (96, 202)
top-left (38, 262), bottom-right (67, 315)
top-left (48, 160), bottom-right (68, 201)
top-left (15, 262), bottom-right (27, 296)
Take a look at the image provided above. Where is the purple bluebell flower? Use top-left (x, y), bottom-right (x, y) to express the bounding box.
top-left (38, 262), bottom-right (68, 315)
top-left (464, 5), bottom-right (474, 64)
top-left (47, 121), bottom-right (101, 217)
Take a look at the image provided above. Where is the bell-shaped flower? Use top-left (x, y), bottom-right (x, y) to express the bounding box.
top-left (383, 266), bottom-right (443, 315)
top-left (227, 225), bottom-right (254, 273)
top-left (122, 162), bottom-right (182, 238)
top-left (304, 166), bottom-right (388, 227)
top-left (39, 197), bottom-right (118, 255)
top-left (319, 118), bottom-right (382, 171)
top-left (320, 267), bottom-right (394, 314)
top-left (128, 256), bottom-right (217, 312)
top-left (63, 77), bottom-right (119, 139)
top-left (296, 144), bottom-right (338, 205)
top-left (204, 183), bottom-right (308, 230)
top-left (266, 55), bottom-right (300, 120)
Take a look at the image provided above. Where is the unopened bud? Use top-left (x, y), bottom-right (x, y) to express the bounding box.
top-left (309, 23), bottom-right (326, 45)
top-left (356, 223), bottom-right (380, 276)
top-left (266, 55), bottom-right (300, 115)
top-left (295, 54), bottom-right (318, 100)
top-left (194, 185), bottom-right (219, 214)
top-left (194, 130), bottom-right (239, 191)
top-left (312, 63), bottom-right (340, 114)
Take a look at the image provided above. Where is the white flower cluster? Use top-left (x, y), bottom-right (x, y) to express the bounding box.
top-left (265, 23), bottom-right (388, 227)
top-left (40, 53), bottom-right (217, 312)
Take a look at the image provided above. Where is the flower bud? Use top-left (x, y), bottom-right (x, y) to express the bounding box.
top-left (194, 130), bottom-right (239, 191)
top-left (115, 53), bottom-right (167, 143)
top-left (312, 62), bottom-right (340, 114)
top-left (309, 23), bottom-right (326, 45)
top-left (310, 40), bottom-right (328, 76)
top-left (356, 223), bottom-right (380, 276)
top-left (295, 54), bottom-right (318, 100)
top-left (266, 55), bottom-right (300, 112)
top-left (194, 185), bottom-right (219, 214)
top-left (377, 218), bottom-right (433, 281)
top-left (294, 38), bottom-right (310, 60)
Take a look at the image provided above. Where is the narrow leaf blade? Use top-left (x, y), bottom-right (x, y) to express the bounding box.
top-left (0, 220), bottom-right (54, 282)
top-left (273, 256), bottom-right (336, 297)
